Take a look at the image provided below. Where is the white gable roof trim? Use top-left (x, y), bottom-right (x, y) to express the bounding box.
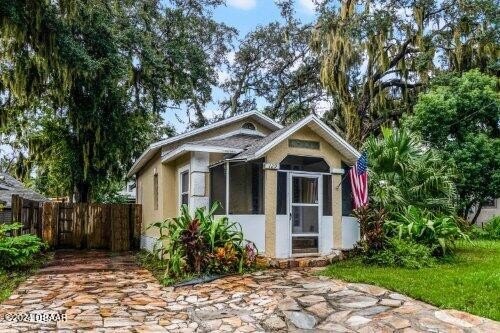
top-left (128, 111), bottom-right (282, 177)
top-left (161, 144), bottom-right (243, 164)
top-left (232, 115), bottom-right (361, 164)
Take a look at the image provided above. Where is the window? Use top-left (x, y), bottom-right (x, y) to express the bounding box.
top-left (210, 164), bottom-right (226, 214)
top-left (242, 122), bottom-right (256, 130)
top-left (229, 159), bottom-right (264, 214)
top-left (180, 170), bottom-right (189, 207)
top-left (153, 174), bottom-right (158, 210)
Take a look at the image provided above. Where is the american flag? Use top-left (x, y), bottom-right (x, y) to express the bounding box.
top-left (349, 152), bottom-right (368, 208)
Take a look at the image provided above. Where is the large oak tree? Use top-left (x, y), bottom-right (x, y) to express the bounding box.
top-left (0, 0), bottom-right (234, 201)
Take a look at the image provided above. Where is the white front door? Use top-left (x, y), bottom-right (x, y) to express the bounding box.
top-left (289, 173), bottom-right (322, 256)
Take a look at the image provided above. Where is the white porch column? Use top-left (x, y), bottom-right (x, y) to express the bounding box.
top-left (189, 151), bottom-right (210, 212)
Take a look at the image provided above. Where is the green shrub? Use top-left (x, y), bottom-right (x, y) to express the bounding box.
top-left (471, 216), bottom-right (500, 240)
top-left (365, 238), bottom-right (436, 269)
top-left (148, 202), bottom-right (257, 279)
top-left (483, 216), bottom-right (500, 239)
top-left (0, 223), bottom-right (46, 269)
top-left (385, 206), bottom-right (469, 256)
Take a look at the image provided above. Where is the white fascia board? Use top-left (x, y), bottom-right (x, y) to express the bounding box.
top-left (250, 115), bottom-right (360, 163)
top-left (161, 144), bottom-right (243, 164)
top-left (210, 128), bottom-right (267, 140)
top-left (127, 111), bottom-right (282, 176)
top-left (127, 148), bottom-right (158, 177)
top-left (311, 116), bottom-right (361, 161)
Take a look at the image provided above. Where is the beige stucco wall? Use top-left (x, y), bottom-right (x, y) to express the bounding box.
top-left (138, 152), bottom-right (190, 239)
top-left (264, 126), bottom-right (345, 255)
top-left (137, 152), bottom-right (165, 239)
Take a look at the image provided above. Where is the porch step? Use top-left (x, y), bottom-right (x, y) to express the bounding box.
top-left (256, 250), bottom-right (344, 269)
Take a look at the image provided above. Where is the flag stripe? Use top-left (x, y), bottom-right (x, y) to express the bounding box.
top-left (348, 153), bottom-right (368, 209)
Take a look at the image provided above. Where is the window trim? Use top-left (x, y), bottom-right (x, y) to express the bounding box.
top-left (178, 165), bottom-right (190, 209)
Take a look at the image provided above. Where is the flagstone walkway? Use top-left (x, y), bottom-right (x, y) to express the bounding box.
top-left (0, 251), bottom-right (498, 332)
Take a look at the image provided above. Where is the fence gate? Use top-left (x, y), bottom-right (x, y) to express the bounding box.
top-left (58, 203), bottom-right (75, 248)
top-left (11, 195), bottom-right (142, 251)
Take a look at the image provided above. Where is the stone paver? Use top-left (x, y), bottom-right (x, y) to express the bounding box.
top-left (0, 250), bottom-right (498, 332)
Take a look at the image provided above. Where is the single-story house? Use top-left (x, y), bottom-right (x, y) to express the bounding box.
top-left (128, 112), bottom-right (360, 259)
top-left (0, 172), bottom-right (48, 223)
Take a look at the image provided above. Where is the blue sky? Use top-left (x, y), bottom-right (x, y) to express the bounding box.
top-left (163, 0), bottom-right (318, 133)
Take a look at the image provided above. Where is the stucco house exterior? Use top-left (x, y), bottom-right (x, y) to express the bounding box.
top-left (128, 112), bottom-right (360, 259)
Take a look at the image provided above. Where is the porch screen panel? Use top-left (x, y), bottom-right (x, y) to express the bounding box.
top-left (341, 163), bottom-right (353, 216)
top-left (229, 160), bottom-right (264, 214)
top-left (210, 164), bottom-right (226, 214)
top-left (277, 172), bottom-right (287, 215)
top-left (323, 175), bottom-right (332, 215)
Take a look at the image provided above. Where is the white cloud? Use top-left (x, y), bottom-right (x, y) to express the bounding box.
top-left (299, 0), bottom-right (316, 13)
top-left (227, 0), bottom-right (256, 10)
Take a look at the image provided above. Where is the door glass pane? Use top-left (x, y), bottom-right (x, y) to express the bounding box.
top-left (292, 177), bottom-right (318, 203)
top-left (181, 171), bottom-right (189, 192)
top-left (291, 206), bottom-right (318, 233)
top-left (292, 236), bottom-right (318, 254)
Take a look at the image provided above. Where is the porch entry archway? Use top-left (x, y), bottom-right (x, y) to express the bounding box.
top-left (277, 155), bottom-right (331, 256)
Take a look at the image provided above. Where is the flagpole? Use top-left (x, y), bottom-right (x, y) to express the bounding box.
top-left (335, 169), bottom-right (349, 190)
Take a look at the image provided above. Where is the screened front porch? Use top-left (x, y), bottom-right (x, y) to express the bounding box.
top-left (208, 155), bottom-right (359, 258)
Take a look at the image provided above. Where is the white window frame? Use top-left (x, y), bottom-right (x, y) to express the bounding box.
top-left (178, 165), bottom-right (190, 210)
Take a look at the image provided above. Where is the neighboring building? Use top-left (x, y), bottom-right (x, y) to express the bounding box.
top-left (0, 172), bottom-right (48, 223)
top-left (118, 180), bottom-right (137, 203)
top-left (128, 112), bottom-right (360, 259)
top-left (470, 198), bottom-right (499, 226)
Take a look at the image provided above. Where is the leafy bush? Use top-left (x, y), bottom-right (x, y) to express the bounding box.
top-left (149, 202), bottom-right (257, 279)
top-left (470, 216), bottom-right (500, 240)
top-left (483, 216), bottom-right (500, 239)
top-left (0, 223), bottom-right (46, 269)
top-left (353, 205), bottom-right (387, 252)
top-left (365, 238), bottom-right (435, 269)
top-left (385, 206), bottom-right (469, 256)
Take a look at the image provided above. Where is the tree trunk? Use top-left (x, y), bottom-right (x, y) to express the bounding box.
top-left (74, 182), bottom-right (90, 203)
top-left (471, 202), bottom-right (483, 226)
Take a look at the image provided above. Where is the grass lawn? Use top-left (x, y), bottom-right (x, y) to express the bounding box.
top-left (321, 240), bottom-right (500, 321)
top-left (0, 254), bottom-right (52, 303)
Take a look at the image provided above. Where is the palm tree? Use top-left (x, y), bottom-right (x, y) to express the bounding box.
top-left (365, 127), bottom-right (457, 216)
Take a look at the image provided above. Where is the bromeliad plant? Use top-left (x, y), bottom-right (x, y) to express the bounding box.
top-left (149, 202), bottom-right (257, 279)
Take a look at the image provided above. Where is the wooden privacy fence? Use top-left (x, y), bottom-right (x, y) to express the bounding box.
top-left (11, 195), bottom-right (142, 251)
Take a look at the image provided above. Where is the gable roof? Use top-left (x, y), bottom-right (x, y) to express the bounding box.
top-left (128, 111), bottom-right (282, 177)
top-left (230, 115), bottom-right (360, 164)
top-left (0, 173), bottom-right (48, 208)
